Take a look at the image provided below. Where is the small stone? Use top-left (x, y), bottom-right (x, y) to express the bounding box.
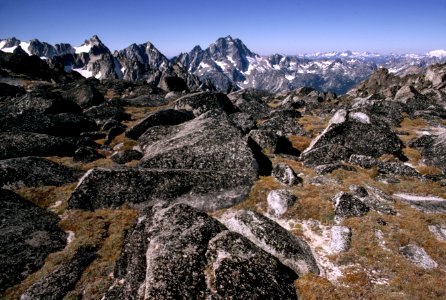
top-left (267, 189), bottom-right (297, 217)
top-left (332, 192), bottom-right (370, 218)
top-left (330, 226), bottom-right (352, 253)
top-left (399, 244), bottom-right (438, 269)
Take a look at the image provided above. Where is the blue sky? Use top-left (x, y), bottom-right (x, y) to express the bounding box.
top-left (0, 0), bottom-right (445, 56)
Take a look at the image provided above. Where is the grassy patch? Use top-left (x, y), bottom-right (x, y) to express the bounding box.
top-left (4, 209), bottom-right (138, 300)
top-left (13, 183), bottom-right (77, 214)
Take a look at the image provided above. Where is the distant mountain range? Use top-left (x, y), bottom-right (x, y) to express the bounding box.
top-left (1, 35), bottom-right (445, 94)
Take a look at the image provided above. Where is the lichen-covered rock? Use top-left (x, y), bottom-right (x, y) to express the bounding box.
top-left (105, 204), bottom-right (297, 299)
top-left (332, 192), bottom-right (370, 218)
top-left (399, 244), bottom-right (438, 269)
top-left (68, 168), bottom-right (255, 211)
top-left (125, 109), bottom-right (194, 140)
top-left (409, 132), bottom-right (446, 171)
top-left (174, 92), bottom-right (236, 116)
top-left (267, 189), bottom-right (297, 217)
top-left (138, 111), bottom-right (258, 176)
top-left (0, 156), bottom-right (80, 188)
top-left (20, 245), bottom-right (97, 300)
top-left (249, 129), bottom-right (279, 152)
top-left (110, 150), bottom-right (143, 164)
top-left (73, 146), bottom-right (105, 163)
top-left (348, 154), bottom-right (379, 169)
top-left (62, 81), bottom-right (105, 109)
top-left (0, 189), bottom-right (66, 292)
top-left (220, 210), bottom-right (319, 276)
top-left (206, 230), bottom-right (298, 299)
top-left (272, 163), bottom-right (302, 186)
top-left (301, 109), bottom-right (404, 166)
top-left (330, 226), bottom-right (352, 253)
top-left (258, 109), bottom-right (304, 136)
top-left (0, 132), bottom-right (77, 159)
top-left (83, 101), bottom-right (131, 126)
top-left (229, 112), bottom-right (256, 134)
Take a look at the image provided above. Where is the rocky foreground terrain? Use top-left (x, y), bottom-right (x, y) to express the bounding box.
top-left (1, 49), bottom-right (446, 299)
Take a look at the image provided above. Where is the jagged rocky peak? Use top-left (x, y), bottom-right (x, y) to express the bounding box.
top-left (209, 35), bottom-right (256, 71)
top-left (114, 40), bottom-right (170, 81)
top-left (74, 35), bottom-right (109, 55)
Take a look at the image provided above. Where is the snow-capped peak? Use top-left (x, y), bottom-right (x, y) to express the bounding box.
top-left (426, 50), bottom-right (446, 58)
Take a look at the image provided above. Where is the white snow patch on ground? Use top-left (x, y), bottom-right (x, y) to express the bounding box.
top-left (0, 41), bottom-right (6, 49)
top-left (285, 75), bottom-right (295, 81)
top-left (19, 41), bottom-right (31, 55)
top-left (394, 194), bottom-right (445, 202)
top-left (273, 64), bottom-right (281, 70)
top-left (199, 62), bottom-right (211, 69)
top-left (1, 46), bottom-right (17, 53)
top-left (74, 44), bottom-right (92, 54)
top-left (214, 60), bottom-right (228, 70)
top-left (227, 56), bottom-right (235, 65)
top-left (73, 68), bottom-right (93, 78)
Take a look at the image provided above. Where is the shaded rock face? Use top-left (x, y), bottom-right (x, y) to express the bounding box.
top-left (0, 132), bottom-right (76, 160)
top-left (0, 156), bottom-right (80, 188)
top-left (62, 82), bottom-right (105, 109)
top-left (174, 92), bottom-right (237, 116)
top-left (73, 146), bottom-right (104, 163)
top-left (106, 204), bottom-right (297, 299)
top-left (221, 210), bottom-right (319, 276)
top-left (272, 163), bottom-right (301, 186)
top-left (301, 109), bottom-right (404, 166)
top-left (125, 109), bottom-right (194, 140)
top-left (68, 168), bottom-right (255, 211)
top-left (21, 245), bottom-right (97, 300)
top-left (158, 75), bottom-right (189, 92)
top-left (399, 244), bottom-right (438, 269)
top-left (0, 189), bottom-right (66, 292)
top-left (410, 133), bottom-right (446, 171)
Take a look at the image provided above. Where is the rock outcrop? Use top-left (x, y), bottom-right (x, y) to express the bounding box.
top-left (0, 156), bottom-right (80, 188)
top-left (0, 189), bottom-right (66, 292)
top-left (21, 245), bottom-right (97, 300)
top-left (221, 210), bottom-right (319, 276)
top-left (301, 109), bottom-right (404, 166)
top-left (105, 204), bottom-right (297, 299)
top-left (0, 132), bottom-right (77, 159)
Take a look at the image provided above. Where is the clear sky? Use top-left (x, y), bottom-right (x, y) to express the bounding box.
top-left (0, 0), bottom-right (445, 57)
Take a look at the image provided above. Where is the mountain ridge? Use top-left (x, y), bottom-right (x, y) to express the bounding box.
top-left (1, 35), bottom-right (445, 94)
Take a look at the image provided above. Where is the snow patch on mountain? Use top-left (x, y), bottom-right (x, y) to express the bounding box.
top-left (74, 44), bottom-right (92, 54)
